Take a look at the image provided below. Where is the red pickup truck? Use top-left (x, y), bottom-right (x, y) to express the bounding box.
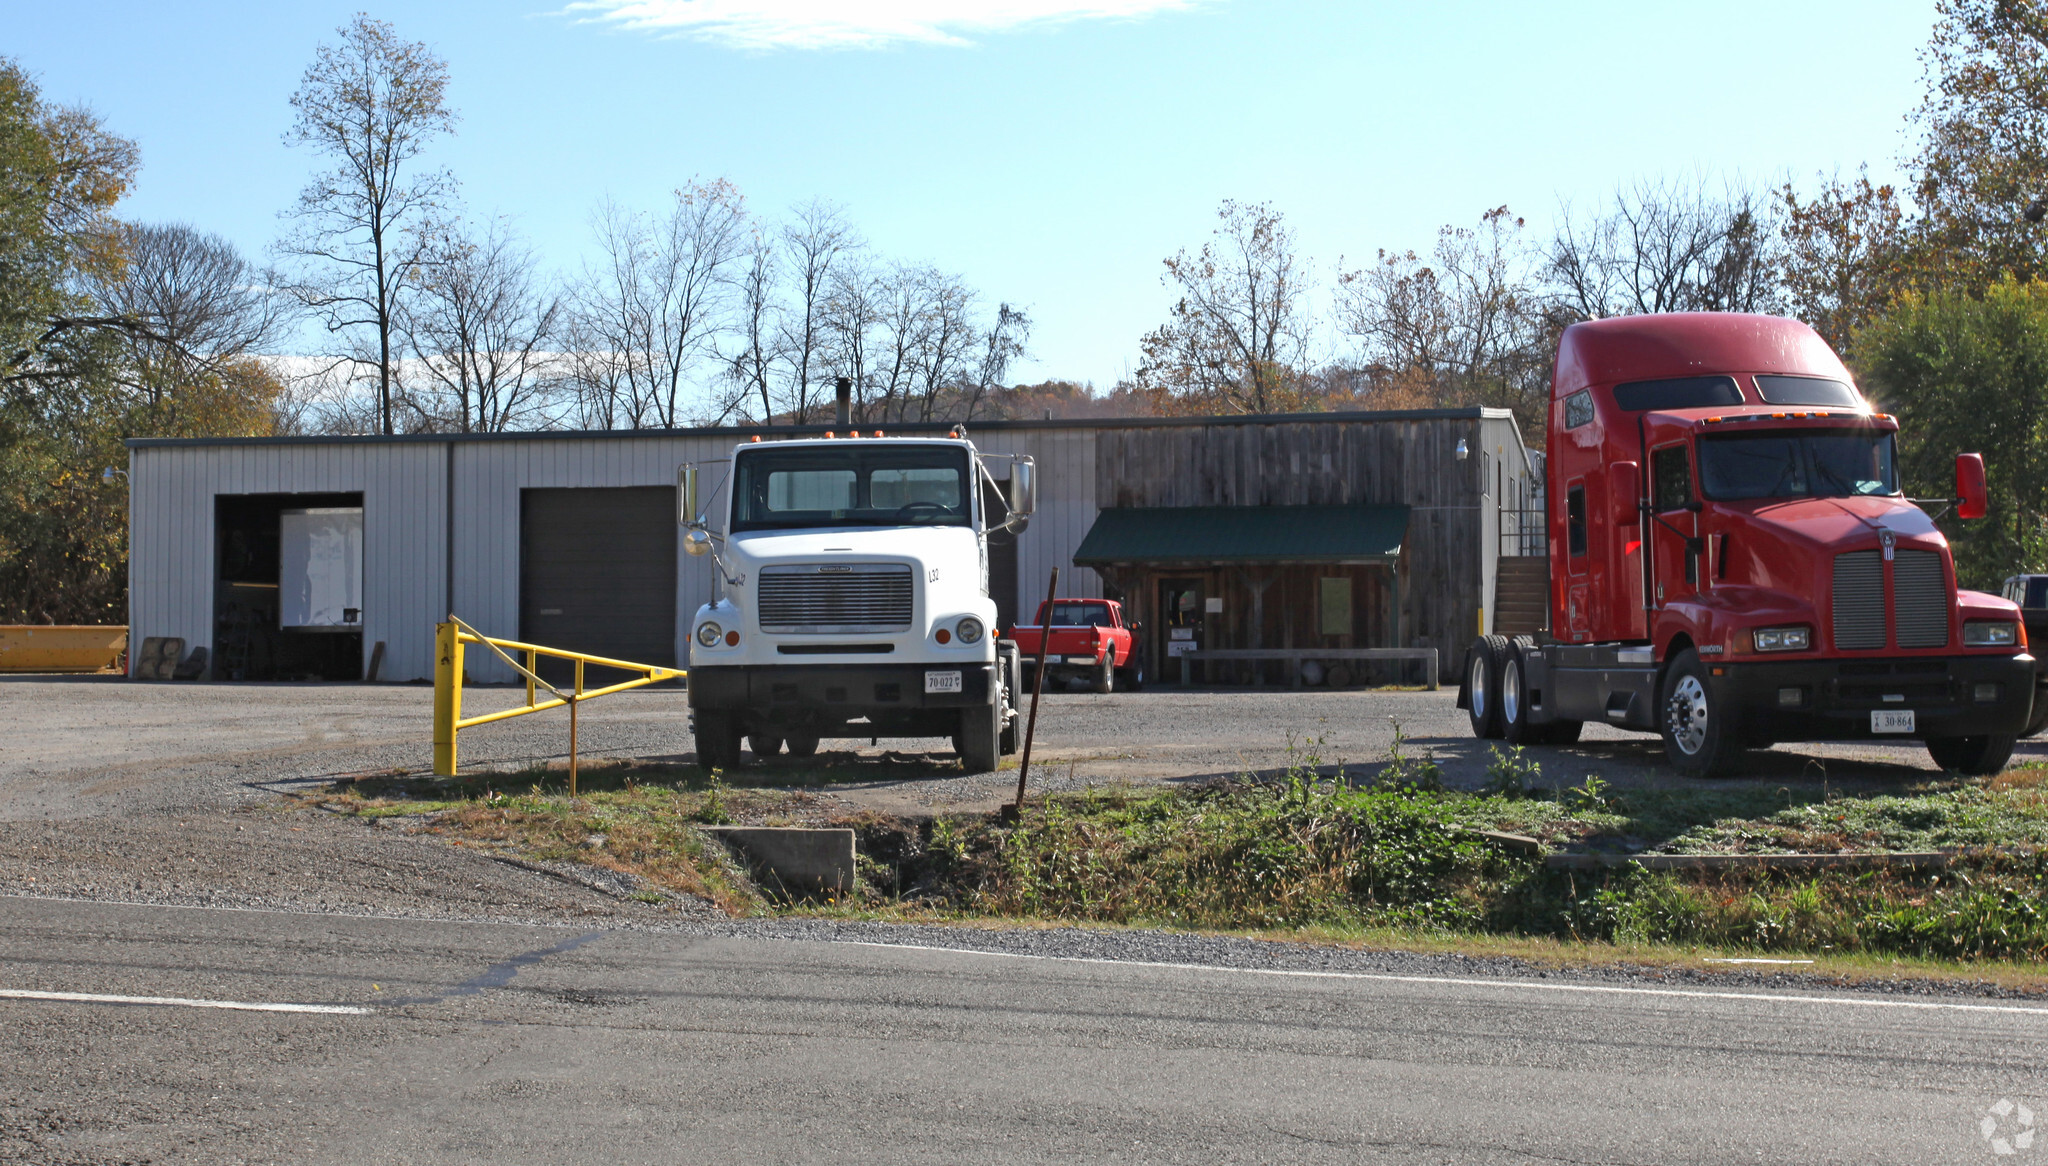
top-left (1009, 599), bottom-right (1141, 693)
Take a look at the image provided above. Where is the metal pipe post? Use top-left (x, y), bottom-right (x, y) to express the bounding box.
top-left (1011, 567), bottom-right (1059, 816)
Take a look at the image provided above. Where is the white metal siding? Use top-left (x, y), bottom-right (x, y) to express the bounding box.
top-left (127, 442), bottom-right (448, 681)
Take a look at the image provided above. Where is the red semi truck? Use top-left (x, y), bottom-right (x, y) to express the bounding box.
top-left (1460, 312), bottom-right (2037, 777)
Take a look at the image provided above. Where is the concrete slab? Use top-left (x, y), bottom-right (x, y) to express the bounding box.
top-left (703, 826), bottom-right (856, 897)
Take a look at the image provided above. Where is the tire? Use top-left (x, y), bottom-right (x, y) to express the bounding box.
top-left (1926, 733), bottom-right (2017, 776)
top-left (785, 732), bottom-right (820, 759)
top-left (2024, 687), bottom-right (2048, 738)
top-left (1500, 645), bottom-right (1534, 745)
top-left (1092, 653), bottom-right (1114, 694)
top-left (1465, 635), bottom-right (1508, 739)
top-left (1660, 648), bottom-right (1743, 778)
top-left (1116, 659), bottom-right (1145, 692)
top-left (748, 733), bottom-right (783, 759)
top-left (693, 710), bottom-right (743, 770)
top-left (957, 694), bottom-right (1001, 773)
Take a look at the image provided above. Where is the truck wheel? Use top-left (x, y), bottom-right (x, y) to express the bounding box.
top-left (1093, 654), bottom-right (1114, 694)
top-left (694, 711), bottom-right (743, 770)
top-left (2024, 689), bottom-right (2048, 738)
top-left (1465, 635), bottom-right (1508, 739)
top-left (1116, 661), bottom-right (1145, 692)
top-left (1926, 733), bottom-right (2017, 776)
top-left (748, 733), bottom-right (783, 759)
top-left (1500, 645), bottom-right (1534, 745)
top-left (1660, 649), bottom-right (1742, 778)
top-left (957, 694), bottom-right (1001, 773)
top-left (785, 732), bottom-right (820, 759)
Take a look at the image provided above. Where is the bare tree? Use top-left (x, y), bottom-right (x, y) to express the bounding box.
top-left (89, 222), bottom-right (289, 404)
top-left (402, 217), bottom-right (564, 432)
top-left (960, 303), bottom-right (1031, 422)
top-left (1130, 201), bottom-right (1314, 414)
top-left (722, 231), bottom-right (781, 423)
top-left (821, 259), bottom-right (883, 421)
top-left (776, 199), bottom-right (859, 423)
top-left (275, 14), bottom-right (457, 435)
top-left (1336, 207), bottom-right (1554, 425)
top-left (569, 181), bottom-right (750, 428)
top-left (1545, 176), bottom-right (1784, 319)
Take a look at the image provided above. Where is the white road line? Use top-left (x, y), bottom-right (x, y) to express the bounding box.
top-left (0, 989), bottom-right (370, 1015)
top-left (843, 941), bottom-right (2048, 1018)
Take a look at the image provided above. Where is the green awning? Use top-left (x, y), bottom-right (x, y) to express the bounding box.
top-left (1072, 505), bottom-right (1410, 566)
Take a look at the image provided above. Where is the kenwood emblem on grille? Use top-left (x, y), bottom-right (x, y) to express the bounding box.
top-left (1880, 528), bottom-right (1895, 562)
top-left (819, 565), bottom-right (851, 573)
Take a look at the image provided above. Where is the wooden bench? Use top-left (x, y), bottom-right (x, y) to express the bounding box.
top-left (1175, 648), bottom-right (1439, 690)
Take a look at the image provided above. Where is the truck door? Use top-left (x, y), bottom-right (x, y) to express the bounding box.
top-left (1649, 442), bottom-right (1700, 608)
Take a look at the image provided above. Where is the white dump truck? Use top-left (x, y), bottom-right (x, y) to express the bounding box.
top-left (679, 421), bottom-right (1034, 772)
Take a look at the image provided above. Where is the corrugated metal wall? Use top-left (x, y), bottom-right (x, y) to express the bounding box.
top-left (128, 441), bottom-right (447, 681)
top-left (130, 427), bottom-right (1104, 684)
top-left (129, 415), bottom-right (1512, 683)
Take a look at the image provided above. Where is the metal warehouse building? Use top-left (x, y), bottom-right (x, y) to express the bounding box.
top-left (124, 408), bottom-right (1534, 685)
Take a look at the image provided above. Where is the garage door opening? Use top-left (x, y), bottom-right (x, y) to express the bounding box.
top-left (213, 492), bottom-right (365, 681)
top-left (520, 486), bottom-right (677, 687)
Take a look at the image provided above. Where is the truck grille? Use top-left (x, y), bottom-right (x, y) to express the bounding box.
top-left (758, 564), bottom-right (913, 633)
top-left (1830, 549), bottom-right (1952, 650)
top-left (1832, 551), bottom-right (1885, 649)
top-left (1893, 549), bottom-right (1950, 648)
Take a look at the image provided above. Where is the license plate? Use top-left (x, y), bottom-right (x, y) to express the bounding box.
top-left (1065, 655), bottom-right (1097, 664)
top-left (924, 670), bottom-right (962, 694)
top-left (1872, 709), bottom-right (1915, 734)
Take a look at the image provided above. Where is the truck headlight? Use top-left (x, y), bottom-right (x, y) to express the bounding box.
top-left (696, 621), bottom-right (724, 648)
top-left (1964, 620), bottom-right (2020, 646)
top-left (1751, 626), bottom-right (1810, 652)
top-left (955, 616), bottom-right (985, 644)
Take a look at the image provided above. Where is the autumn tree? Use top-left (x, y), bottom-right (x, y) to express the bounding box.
top-left (1777, 171), bottom-right (1915, 356)
top-left (1858, 281), bottom-right (2048, 586)
top-left (1130, 200), bottom-right (1314, 414)
top-left (276, 14), bottom-right (457, 436)
top-left (1335, 206), bottom-right (1556, 429)
top-left (1912, 0), bottom-right (2048, 292)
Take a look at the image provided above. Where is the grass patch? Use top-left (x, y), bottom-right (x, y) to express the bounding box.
top-left (298, 748), bottom-right (2048, 970)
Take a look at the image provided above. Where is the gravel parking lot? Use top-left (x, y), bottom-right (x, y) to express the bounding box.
top-left (5, 673), bottom-right (2041, 928)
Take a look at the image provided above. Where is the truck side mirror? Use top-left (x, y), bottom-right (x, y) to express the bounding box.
top-left (678, 465), bottom-right (699, 527)
top-left (1609, 461), bottom-right (1640, 525)
top-left (1009, 460), bottom-right (1037, 516)
top-left (1957, 453), bottom-right (1988, 520)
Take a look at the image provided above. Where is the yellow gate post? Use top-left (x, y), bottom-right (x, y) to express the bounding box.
top-left (433, 621), bottom-right (463, 776)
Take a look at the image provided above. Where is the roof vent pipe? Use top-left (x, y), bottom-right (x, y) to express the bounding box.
top-left (834, 376), bottom-right (851, 427)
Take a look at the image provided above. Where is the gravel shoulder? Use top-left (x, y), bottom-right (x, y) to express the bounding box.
top-left (6, 675), bottom-right (2048, 1002)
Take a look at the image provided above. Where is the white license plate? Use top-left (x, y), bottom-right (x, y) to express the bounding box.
top-left (1872, 709), bottom-right (1916, 734)
top-left (1065, 655), bottom-right (1097, 664)
top-left (924, 670), bottom-right (963, 694)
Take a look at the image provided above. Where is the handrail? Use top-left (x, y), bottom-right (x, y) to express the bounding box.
top-left (431, 617), bottom-right (684, 787)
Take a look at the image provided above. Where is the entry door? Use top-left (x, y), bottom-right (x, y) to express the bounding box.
top-left (520, 487), bottom-right (677, 685)
top-left (1649, 443), bottom-right (1699, 609)
top-left (1158, 577), bottom-right (1205, 682)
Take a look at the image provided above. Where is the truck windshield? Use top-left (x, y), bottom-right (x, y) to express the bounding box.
top-left (731, 445), bottom-right (972, 532)
top-left (1697, 430), bottom-right (1897, 501)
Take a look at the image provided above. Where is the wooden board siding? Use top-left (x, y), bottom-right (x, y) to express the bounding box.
top-left (1093, 415), bottom-right (1507, 670)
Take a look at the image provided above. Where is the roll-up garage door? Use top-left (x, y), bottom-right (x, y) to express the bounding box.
top-left (520, 487), bottom-right (677, 684)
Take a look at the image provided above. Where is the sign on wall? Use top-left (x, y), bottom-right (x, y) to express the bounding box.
top-left (280, 507), bottom-right (363, 629)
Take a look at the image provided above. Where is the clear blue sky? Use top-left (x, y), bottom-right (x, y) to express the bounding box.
top-left (10, 1), bottom-right (1936, 388)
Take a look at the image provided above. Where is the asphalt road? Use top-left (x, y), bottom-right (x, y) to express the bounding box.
top-left (6, 676), bottom-right (2038, 822)
top-left (1, 896), bottom-right (2042, 1165)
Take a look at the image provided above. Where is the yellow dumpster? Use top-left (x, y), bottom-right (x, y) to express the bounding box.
top-left (0, 626), bottom-right (129, 673)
